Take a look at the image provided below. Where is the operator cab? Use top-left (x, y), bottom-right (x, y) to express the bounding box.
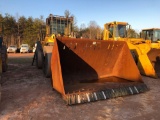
top-left (108, 23), bottom-right (127, 38)
top-left (141, 28), bottom-right (160, 42)
top-left (104, 21), bottom-right (129, 40)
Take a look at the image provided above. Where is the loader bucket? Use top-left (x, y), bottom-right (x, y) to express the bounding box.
top-left (51, 37), bottom-right (148, 105)
top-left (147, 48), bottom-right (160, 78)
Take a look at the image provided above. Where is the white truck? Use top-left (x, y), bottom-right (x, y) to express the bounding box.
top-left (7, 45), bottom-right (17, 53)
top-left (20, 44), bottom-right (29, 53)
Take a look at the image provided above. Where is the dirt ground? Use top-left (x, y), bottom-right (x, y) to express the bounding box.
top-left (0, 53), bottom-right (160, 120)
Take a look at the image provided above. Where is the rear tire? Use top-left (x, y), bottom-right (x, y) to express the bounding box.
top-left (36, 48), bottom-right (44, 69)
top-left (1, 45), bottom-right (8, 72)
top-left (43, 53), bottom-right (52, 78)
top-left (35, 41), bottom-right (44, 69)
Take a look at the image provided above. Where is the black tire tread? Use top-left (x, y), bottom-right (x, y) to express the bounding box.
top-left (36, 48), bottom-right (44, 69)
top-left (43, 53), bottom-right (52, 78)
top-left (1, 45), bottom-right (8, 72)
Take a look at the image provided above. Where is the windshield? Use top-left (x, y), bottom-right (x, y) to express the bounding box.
top-left (142, 30), bottom-right (153, 41)
top-left (108, 24), bottom-right (126, 38)
top-left (142, 29), bottom-right (160, 42)
top-left (154, 30), bottom-right (160, 41)
top-left (117, 25), bottom-right (126, 38)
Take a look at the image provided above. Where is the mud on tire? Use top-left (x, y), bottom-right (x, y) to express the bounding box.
top-left (43, 53), bottom-right (52, 78)
top-left (35, 41), bottom-right (44, 69)
top-left (35, 48), bottom-right (44, 69)
top-left (1, 45), bottom-right (8, 72)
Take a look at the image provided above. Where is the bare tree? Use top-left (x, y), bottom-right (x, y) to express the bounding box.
top-left (88, 21), bottom-right (98, 39)
top-left (96, 26), bottom-right (103, 40)
top-left (64, 10), bottom-right (71, 36)
top-left (15, 13), bottom-right (21, 47)
top-left (78, 21), bottom-right (102, 39)
top-left (64, 10), bottom-right (71, 18)
top-left (80, 23), bottom-right (86, 31)
top-left (70, 14), bottom-right (78, 37)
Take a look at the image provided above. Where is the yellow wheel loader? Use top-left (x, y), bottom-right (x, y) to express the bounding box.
top-left (32, 34), bottom-right (55, 78)
top-left (103, 21), bottom-right (158, 78)
top-left (32, 14), bottom-right (73, 77)
top-left (32, 16), bottom-right (148, 105)
top-left (141, 28), bottom-right (160, 77)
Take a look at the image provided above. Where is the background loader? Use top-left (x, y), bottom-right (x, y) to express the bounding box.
top-left (141, 28), bottom-right (160, 77)
top-left (33, 15), bottom-right (148, 105)
top-left (103, 21), bottom-right (160, 78)
top-left (32, 14), bottom-right (74, 77)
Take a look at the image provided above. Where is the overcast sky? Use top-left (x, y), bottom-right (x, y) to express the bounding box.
top-left (0, 0), bottom-right (160, 32)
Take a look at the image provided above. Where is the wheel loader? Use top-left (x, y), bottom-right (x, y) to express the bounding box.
top-left (141, 28), bottom-right (160, 77)
top-left (32, 15), bottom-right (148, 105)
top-left (32, 13), bottom-right (74, 77)
top-left (103, 21), bottom-right (159, 78)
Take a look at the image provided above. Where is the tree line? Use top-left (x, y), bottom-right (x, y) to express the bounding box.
top-left (0, 13), bottom-right (46, 48)
top-left (0, 11), bottom-right (104, 48)
top-left (0, 11), bottom-right (138, 48)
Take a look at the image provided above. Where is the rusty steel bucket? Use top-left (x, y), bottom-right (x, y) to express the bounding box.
top-left (51, 37), bottom-right (148, 105)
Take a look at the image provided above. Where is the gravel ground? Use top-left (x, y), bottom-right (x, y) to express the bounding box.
top-left (0, 53), bottom-right (160, 120)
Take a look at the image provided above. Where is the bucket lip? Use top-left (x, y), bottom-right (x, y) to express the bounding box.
top-left (64, 81), bottom-right (148, 95)
top-left (63, 83), bottom-right (149, 105)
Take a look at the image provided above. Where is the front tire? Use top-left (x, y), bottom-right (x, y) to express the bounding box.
top-left (35, 48), bottom-right (44, 69)
top-left (43, 53), bottom-right (52, 78)
top-left (1, 45), bottom-right (8, 72)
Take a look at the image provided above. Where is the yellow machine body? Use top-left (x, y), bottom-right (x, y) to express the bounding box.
top-left (44, 34), bottom-right (55, 44)
top-left (141, 28), bottom-right (160, 77)
top-left (103, 21), bottom-right (157, 78)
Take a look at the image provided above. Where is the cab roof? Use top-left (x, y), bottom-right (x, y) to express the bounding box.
top-left (104, 21), bottom-right (128, 26)
top-left (142, 28), bottom-right (160, 31)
